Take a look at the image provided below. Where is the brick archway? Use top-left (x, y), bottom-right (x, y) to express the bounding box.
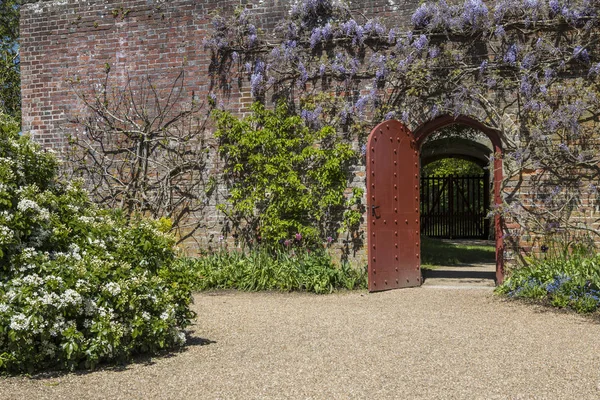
top-left (413, 115), bottom-right (504, 283)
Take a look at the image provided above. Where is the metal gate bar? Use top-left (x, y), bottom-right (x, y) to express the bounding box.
top-left (420, 175), bottom-right (488, 239)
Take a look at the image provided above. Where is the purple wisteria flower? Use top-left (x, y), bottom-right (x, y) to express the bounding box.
top-left (250, 72), bottom-right (263, 97)
top-left (301, 106), bottom-right (322, 128)
top-left (412, 4), bottom-right (431, 28)
top-left (504, 44), bottom-right (518, 65)
top-left (309, 28), bottom-right (322, 48)
top-left (479, 60), bottom-right (488, 73)
top-left (461, 0), bottom-right (488, 29)
top-left (521, 53), bottom-right (535, 70)
top-left (413, 34), bottom-right (429, 51)
top-left (494, 25), bottom-right (505, 37)
top-left (360, 144), bottom-right (367, 156)
top-left (355, 95), bottom-right (369, 116)
top-left (364, 19), bottom-right (386, 36)
top-left (388, 28), bottom-right (397, 44)
top-left (549, 0), bottom-right (560, 15)
top-left (319, 63), bottom-right (326, 76)
top-left (573, 46), bottom-right (590, 63)
top-left (297, 62), bottom-right (308, 86)
top-left (429, 46), bottom-right (440, 59)
top-left (520, 76), bottom-right (533, 98)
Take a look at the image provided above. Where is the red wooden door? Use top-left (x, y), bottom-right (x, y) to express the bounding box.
top-left (367, 120), bottom-right (421, 292)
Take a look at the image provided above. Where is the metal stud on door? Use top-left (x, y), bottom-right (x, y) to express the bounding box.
top-left (367, 120), bottom-right (421, 292)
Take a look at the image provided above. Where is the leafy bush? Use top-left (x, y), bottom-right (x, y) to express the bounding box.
top-left (213, 102), bottom-right (358, 248)
top-left (0, 116), bottom-right (195, 373)
top-left (181, 247), bottom-right (366, 294)
top-left (496, 247), bottom-right (600, 314)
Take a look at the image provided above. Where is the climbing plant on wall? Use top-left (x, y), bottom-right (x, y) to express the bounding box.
top-left (213, 101), bottom-right (357, 248)
top-left (66, 70), bottom-right (216, 245)
top-left (205, 0), bottom-right (600, 248)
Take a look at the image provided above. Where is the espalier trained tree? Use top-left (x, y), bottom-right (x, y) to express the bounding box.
top-left (205, 0), bottom-right (600, 248)
top-left (0, 113), bottom-right (194, 373)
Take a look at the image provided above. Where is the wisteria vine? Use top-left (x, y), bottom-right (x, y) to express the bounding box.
top-left (205, 0), bottom-right (600, 253)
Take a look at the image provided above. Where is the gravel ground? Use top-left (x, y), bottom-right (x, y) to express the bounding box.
top-left (1, 288), bottom-right (600, 399)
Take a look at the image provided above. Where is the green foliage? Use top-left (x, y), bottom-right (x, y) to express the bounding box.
top-left (422, 158), bottom-right (483, 177)
top-left (0, 0), bottom-right (20, 119)
top-left (213, 102), bottom-right (356, 247)
top-left (181, 247), bottom-right (367, 294)
top-left (496, 243), bottom-right (600, 314)
top-left (0, 116), bottom-right (194, 373)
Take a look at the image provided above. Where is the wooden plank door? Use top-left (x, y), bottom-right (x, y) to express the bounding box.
top-left (367, 120), bottom-right (421, 292)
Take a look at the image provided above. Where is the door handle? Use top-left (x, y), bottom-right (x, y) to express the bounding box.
top-left (371, 205), bottom-right (380, 217)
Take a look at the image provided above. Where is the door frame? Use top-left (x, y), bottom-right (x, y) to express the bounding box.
top-left (413, 115), bottom-right (504, 284)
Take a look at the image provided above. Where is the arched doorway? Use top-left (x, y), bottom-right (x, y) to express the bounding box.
top-left (366, 116), bottom-right (504, 292)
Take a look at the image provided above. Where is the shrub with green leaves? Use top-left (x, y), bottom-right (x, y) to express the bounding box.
top-left (213, 102), bottom-right (357, 247)
top-left (0, 114), bottom-right (195, 373)
top-left (182, 247), bottom-right (366, 294)
top-left (496, 247), bottom-right (600, 314)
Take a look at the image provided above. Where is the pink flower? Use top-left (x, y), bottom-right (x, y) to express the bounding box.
top-left (295, 233), bottom-right (302, 241)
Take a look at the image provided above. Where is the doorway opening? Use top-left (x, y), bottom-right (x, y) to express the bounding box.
top-left (366, 116), bottom-right (504, 292)
top-left (414, 116), bottom-right (504, 286)
top-left (418, 124), bottom-right (496, 286)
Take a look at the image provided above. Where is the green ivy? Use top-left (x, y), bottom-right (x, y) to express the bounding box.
top-left (213, 102), bottom-right (356, 247)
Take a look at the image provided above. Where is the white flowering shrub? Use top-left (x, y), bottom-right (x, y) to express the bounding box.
top-left (0, 114), bottom-right (195, 373)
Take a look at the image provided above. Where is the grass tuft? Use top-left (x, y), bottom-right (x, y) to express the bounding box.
top-left (178, 248), bottom-right (367, 294)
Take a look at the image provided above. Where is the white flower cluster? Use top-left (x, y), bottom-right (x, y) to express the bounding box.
top-left (0, 210), bottom-right (13, 222)
top-left (17, 198), bottom-right (50, 221)
top-left (0, 225), bottom-right (13, 244)
top-left (104, 282), bottom-right (121, 296)
top-left (9, 313), bottom-right (30, 331)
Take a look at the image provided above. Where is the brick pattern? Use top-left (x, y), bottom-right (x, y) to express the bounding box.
top-left (20, 0), bottom-right (600, 266)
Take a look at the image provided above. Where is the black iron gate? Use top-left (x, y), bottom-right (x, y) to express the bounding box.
top-left (420, 175), bottom-right (489, 239)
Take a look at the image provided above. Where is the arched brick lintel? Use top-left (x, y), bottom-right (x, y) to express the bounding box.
top-left (413, 115), bottom-right (505, 284)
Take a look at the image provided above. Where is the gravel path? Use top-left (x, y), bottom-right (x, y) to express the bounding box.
top-left (1, 288), bottom-right (600, 399)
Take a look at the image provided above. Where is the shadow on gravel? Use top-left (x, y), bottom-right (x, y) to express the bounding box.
top-left (23, 334), bottom-right (216, 380)
top-left (496, 296), bottom-right (600, 325)
top-left (422, 269), bottom-right (496, 282)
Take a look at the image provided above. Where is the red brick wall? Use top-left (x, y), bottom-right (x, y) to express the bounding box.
top-left (20, 0), bottom-right (600, 267)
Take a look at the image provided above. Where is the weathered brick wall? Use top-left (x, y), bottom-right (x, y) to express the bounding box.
top-left (20, 0), bottom-right (600, 268)
top-left (20, 0), bottom-right (415, 147)
top-left (20, 0), bottom-right (420, 262)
